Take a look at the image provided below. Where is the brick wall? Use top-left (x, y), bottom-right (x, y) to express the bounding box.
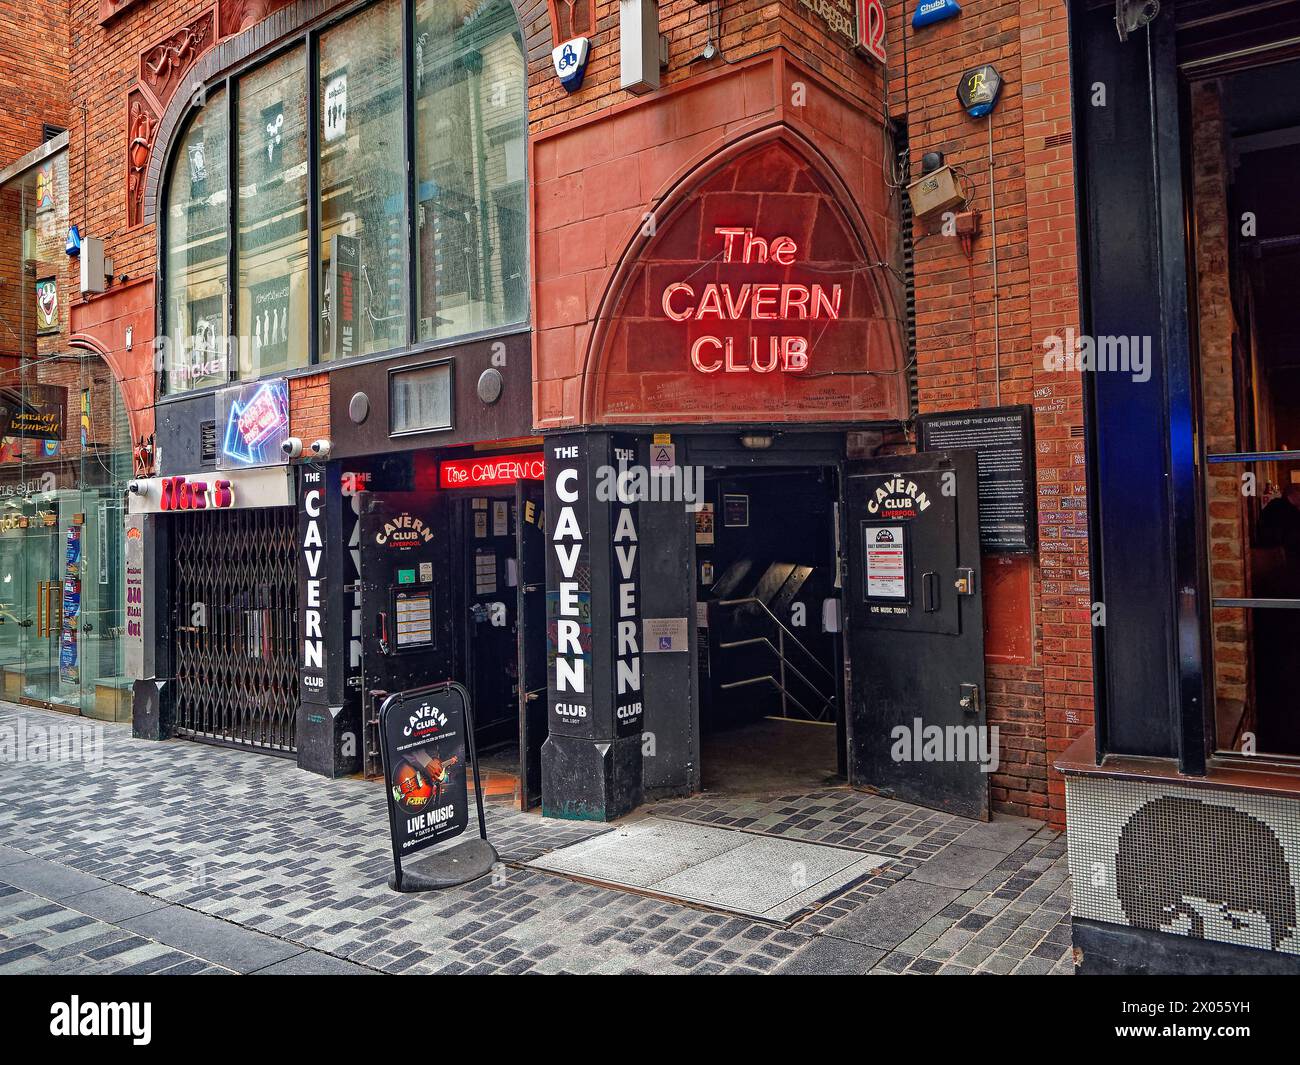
top-left (889, 0), bottom-right (1089, 825)
top-left (1189, 79), bottom-right (1250, 741)
top-left (0, 0), bottom-right (70, 170)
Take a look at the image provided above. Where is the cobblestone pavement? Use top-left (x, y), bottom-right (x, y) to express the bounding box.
top-left (0, 703), bottom-right (1073, 974)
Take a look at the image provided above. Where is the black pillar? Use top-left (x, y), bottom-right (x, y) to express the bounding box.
top-left (296, 462), bottom-right (362, 776)
top-left (541, 431), bottom-right (644, 820)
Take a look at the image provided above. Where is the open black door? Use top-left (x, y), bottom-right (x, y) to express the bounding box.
top-left (516, 480), bottom-right (547, 809)
top-left (842, 450), bottom-right (988, 820)
top-left (357, 491), bottom-right (453, 777)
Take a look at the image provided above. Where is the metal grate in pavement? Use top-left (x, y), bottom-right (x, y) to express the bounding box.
top-left (528, 818), bottom-right (888, 921)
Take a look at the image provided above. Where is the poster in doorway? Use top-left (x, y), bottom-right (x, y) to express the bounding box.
top-left (695, 502), bottom-right (715, 544)
top-left (59, 524), bottom-right (82, 683)
top-left (722, 493), bottom-right (749, 528)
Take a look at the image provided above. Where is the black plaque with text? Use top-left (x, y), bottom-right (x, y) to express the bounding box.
top-left (917, 405), bottom-right (1036, 553)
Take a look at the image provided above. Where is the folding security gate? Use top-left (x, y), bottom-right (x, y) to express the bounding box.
top-left (171, 506), bottom-right (299, 753)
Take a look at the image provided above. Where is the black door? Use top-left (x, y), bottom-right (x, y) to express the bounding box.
top-left (516, 480), bottom-right (547, 808)
top-left (358, 491), bottom-right (453, 776)
top-left (842, 450), bottom-right (988, 819)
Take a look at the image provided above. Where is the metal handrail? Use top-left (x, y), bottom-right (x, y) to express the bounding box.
top-left (717, 636), bottom-right (836, 712)
top-left (712, 596), bottom-right (837, 721)
top-left (714, 596), bottom-right (835, 682)
top-left (719, 675), bottom-right (821, 721)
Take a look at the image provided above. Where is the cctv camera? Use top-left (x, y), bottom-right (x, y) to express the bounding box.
top-left (128, 481), bottom-right (143, 495)
top-left (309, 438), bottom-right (332, 459)
top-left (282, 437), bottom-right (303, 459)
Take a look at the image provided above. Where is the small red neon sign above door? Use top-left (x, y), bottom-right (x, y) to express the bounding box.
top-left (661, 227), bottom-right (843, 374)
top-left (439, 452), bottom-right (545, 488)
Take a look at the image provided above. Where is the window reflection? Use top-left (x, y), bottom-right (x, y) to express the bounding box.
top-left (164, 91), bottom-right (230, 395)
top-left (415, 0), bottom-right (527, 340)
top-left (160, 0), bottom-right (530, 392)
top-left (237, 48), bottom-right (310, 379)
top-left (319, 0), bottom-right (407, 361)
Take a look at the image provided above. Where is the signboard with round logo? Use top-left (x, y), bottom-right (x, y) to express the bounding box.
top-left (378, 682), bottom-right (496, 891)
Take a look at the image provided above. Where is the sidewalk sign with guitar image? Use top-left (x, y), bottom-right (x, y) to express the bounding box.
top-left (379, 681), bottom-right (497, 891)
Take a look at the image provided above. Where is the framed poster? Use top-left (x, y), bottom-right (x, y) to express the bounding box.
top-left (722, 493), bottom-right (749, 528)
top-left (249, 276), bottom-right (291, 367)
top-left (862, 523), bottom-right (909, 603)
top-left (35, 278), bottom-right (58, 335)
top-left (695, 502), bottom-right (715, 545)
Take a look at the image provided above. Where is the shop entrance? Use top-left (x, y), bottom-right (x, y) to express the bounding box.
top-left (357, 461), bottom-right (546, 804)
top-left (171, 506), bottom-right (300, 753)
top-left (696, 466), bottom-right (845, 794)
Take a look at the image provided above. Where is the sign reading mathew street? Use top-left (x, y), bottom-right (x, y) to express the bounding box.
top-left (0, 384), bottom-right (66, 440)
top-left (917, 404), bottom-right (1037, 553)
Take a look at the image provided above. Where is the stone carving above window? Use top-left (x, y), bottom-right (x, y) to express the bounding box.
top-left (126, 91), bottom-right (157, 229)
top-left (139, 10), bottom-right (216, 110)
top-left (219, 0), bottom-right (295, 37)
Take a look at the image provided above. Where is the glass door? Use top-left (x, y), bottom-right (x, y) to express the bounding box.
top-left (0, 514), bottom-right (26, 699)
top-left (19, 499), bottom-right (61, 707)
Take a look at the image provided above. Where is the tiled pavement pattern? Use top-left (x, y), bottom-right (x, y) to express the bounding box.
top-left (0, 703), bottom-right (1072, 974)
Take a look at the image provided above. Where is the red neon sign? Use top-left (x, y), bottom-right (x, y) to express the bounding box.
top-left (159, 475), bottom-right (235, 511)
top-left (439, 452), bottom-right (545, 489)
top-left (661, 227), bottom-right (841, 374)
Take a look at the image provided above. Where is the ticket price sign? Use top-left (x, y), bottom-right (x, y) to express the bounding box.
top-left (378, 682), bottom-right (497, 891)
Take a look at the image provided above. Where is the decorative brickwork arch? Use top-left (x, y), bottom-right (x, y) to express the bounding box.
top-left (67, 332), bottom-right (151, 445)
top-left (582, 129), bottom-right (909, 425)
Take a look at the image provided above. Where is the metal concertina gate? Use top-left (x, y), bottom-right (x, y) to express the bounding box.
top-left (171, 505), bottom-right (299, 753)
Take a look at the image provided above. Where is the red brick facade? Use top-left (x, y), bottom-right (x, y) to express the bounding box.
top-left (52, 0), bottom-right (1088, 825)
top-left (0, 0), bottom-right (69, 170)
top-left (883, 0), bottom-right (1089, 824)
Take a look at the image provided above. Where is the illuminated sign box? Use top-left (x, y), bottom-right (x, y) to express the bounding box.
top-left (440, 452), bottom-right (545, 489)
top-left (216, 378), bottom-right (290, 470)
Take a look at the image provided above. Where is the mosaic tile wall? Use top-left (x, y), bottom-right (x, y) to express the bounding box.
top-left (1065, 775), bottom-right (1300, 956)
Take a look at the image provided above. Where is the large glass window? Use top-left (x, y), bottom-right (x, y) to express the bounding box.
top-left (160, 0), bottom-right (528, 394)
top-left (163, 90), bottom-right (230, 395)
top-left (319, 0), bottom-right (407, 361)
top-left (415, 0), bottom-right (527, 340)
top-left (236, 48), bottom-right (310, 379)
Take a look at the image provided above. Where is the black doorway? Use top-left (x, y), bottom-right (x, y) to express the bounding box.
top-left (695, 466), bottom-right (844, 794)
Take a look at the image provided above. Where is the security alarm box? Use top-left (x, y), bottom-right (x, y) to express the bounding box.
top-left (79, 236), bottom-right (106, 295)
top-left (906, 165), bottom-right (965, 219)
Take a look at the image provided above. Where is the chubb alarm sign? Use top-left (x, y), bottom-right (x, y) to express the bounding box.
top-left (661, 227), bottom-right (843, 374)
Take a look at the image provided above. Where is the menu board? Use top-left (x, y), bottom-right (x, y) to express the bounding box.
top-left (917, 405), bottom-right (1037, 553)
top-left (394, 590), bottom-right (433, 648)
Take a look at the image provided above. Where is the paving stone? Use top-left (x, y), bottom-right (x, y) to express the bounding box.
top-left (0, 858), bottom-right (110, 901)
top-left (822, 880), bottom-right (960, 949)
top-left (0, 701), bottom-right (1075, 976)
top-left (253, 950), bottom-right (381, 975)
top-left (908, 845), bottom-right (1009, 889)
top-left (64, 884), bottom-right (169, 923)
top-left (120, 907), bottom-right (305, 974)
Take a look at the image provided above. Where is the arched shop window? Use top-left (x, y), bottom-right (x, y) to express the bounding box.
top-left (160, 0), bottom-right (528, 393)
